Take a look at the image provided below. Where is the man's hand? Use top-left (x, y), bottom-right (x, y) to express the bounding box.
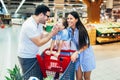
top-left (50, 24), bottom-right (60, 36)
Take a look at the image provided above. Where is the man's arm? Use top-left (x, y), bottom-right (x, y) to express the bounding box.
top-left (30, 26), bottom-right (59, 46)
top-left (30, 32), bottom-right (53, 46)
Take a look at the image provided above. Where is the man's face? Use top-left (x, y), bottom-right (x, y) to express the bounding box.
top-left (41, 11), bottom-right (50, 24)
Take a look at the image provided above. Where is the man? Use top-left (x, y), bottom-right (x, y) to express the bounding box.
top-left (18, 4), bottom-right (59, 80)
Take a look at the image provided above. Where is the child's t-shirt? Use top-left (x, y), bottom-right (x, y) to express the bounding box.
top-left (52, 29), bottom-right (70, 50)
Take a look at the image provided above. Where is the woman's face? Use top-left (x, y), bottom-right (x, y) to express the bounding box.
top-left (67, 14), bottom-right (77, 29)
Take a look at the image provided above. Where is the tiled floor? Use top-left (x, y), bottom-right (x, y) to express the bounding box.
top-left (0, 26), bottom-right (120, 80)
top-left (92, 42), bottom-right (120, 80)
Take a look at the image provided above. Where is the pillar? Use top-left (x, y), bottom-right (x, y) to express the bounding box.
top-left (82, 0), bottom-right (103, 23)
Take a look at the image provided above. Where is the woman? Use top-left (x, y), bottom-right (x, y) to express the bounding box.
top-left (67, 11), bottom-right (96, 80)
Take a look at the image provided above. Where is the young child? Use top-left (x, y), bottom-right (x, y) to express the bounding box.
top-left (50, 18), bottom-right (70, 57)
top-left (49, 18), bottom-right (70, 80)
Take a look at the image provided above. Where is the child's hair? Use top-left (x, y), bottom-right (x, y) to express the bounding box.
top-left (57, 18), bottom-right (68, 29)
top-left (62, 18), bottom-right (68, 29)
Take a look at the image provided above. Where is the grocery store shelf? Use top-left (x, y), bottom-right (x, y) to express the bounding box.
top-left (97, 37), bottom-right (120, 43)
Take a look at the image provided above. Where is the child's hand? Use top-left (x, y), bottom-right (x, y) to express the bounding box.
top-left (46, 50), bottom-right (51, 55)
top-left (53, 52), bottom-right (60, 58)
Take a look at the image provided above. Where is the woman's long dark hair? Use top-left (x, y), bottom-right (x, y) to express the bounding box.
top-left (69, 11), bottom-right (90, 49)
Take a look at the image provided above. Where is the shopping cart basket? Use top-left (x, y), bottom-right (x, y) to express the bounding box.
top-left (36, 49), bottom-right (76, 80)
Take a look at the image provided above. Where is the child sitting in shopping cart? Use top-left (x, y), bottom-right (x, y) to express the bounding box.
top-left (48, 18), bottom-right (70, 79)
top-left (49, 18), bottom-right (70, 57)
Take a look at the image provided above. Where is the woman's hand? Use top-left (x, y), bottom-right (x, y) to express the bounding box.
top-left (82, 45), bottom-right (88, 51)
top-left (71, 45), bottom-right (88, 62)
top-left (71, 51), bottom-right (78, 62)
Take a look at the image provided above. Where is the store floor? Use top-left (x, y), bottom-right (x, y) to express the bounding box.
top-left (0, 26), bottom-right (120, 80)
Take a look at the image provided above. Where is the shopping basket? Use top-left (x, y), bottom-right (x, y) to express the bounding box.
top-left (36, 49), bottom-right (76, 80)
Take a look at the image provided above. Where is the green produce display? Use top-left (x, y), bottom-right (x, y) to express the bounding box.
top-left (90, 22), bottom-right (120, 43)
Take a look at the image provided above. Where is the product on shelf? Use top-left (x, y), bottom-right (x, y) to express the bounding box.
top-left (91, 22), bottom-right (120, 43)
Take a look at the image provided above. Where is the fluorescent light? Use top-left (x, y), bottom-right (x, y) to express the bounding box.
top-left (0, 0), bottom-right (8, 14)
top-left (91, 0), bottom-right (95, 2)
top-left (15, 0), bottom-right (26, 14)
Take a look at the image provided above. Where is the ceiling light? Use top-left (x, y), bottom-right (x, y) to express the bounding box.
top-left (0, 0), bottom-right (8, 14)
top-left (91, 0), bottom-right (95, 2)
top-left (15, 0), bottom-right (26, 14)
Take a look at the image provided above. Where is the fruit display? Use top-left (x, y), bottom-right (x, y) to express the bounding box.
top-left (90, 22), bottom-right (120, 43)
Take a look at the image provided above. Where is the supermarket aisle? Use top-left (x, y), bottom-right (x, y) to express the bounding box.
top-left (0, 26), bottom-right (120, 80)
top-left (0, 26), bottom-right (21, 80)
top-left (0, 26), bottom-right (50, 80)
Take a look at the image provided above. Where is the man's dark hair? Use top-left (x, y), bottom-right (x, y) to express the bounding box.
top-left (34, 4), bottom-right (50, 15)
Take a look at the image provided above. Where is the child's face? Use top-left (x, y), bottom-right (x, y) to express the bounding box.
top-left (57, 19), bottom-right (65, 30)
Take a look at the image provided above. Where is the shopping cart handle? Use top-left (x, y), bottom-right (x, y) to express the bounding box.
top-left (54, 49), bottom-right (76, 53)
top-left (45, 48), bottom-right (76, 53)
top-left (44, 48), bottom-right (76, 61)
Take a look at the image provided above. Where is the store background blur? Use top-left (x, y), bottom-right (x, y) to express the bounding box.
top-left (0, 0), bottom-right (120, 80)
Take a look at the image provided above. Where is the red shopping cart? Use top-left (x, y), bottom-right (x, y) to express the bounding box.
top-left (36, 49), bottom-right (76, 80)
